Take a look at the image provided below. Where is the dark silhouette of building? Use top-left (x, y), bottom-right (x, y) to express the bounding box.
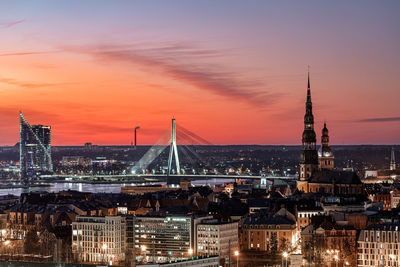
top-left (296, 75), bottom-right (364, 195)
top-left (298, 73), bottom-right (319, 191)
top-left (318, 123), bottom-right (334, 170)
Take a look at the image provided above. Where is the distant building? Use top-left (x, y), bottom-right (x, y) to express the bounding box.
top-left (61, 156), bottom-right (90, 167)
top-left (391, 147), bottom-right (396, 171)
top-left (19, 112), bottom-right (52, 180)
top-left (121, 180), bottom-right (190, 195)
top-left (196, 218), bottom-right (238, 266)
top-left (84, 142), bottom-right (93, 149)
top-left (358, 224), bottom-right (400, 267)
top-left (72, 216), bottom-right (126, 264)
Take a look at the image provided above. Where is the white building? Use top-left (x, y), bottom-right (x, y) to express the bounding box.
top-left (134, 215), bottom-right (196, 263)
top-left (72, 216), bottom-right (126, 265)
top-left (196, 218), bottom-right (238, 266)
top-left (137, 255), bottom-right (220, 267)
top-left (358, 224), bottom-right (400, 267)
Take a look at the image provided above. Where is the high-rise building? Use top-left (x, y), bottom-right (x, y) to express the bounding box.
top-left (298, 73), bottom-right (319, 192)
top-left (19, 112), bottom-right (52, 180)
top-left (318, 122), bottom-right (334, 170)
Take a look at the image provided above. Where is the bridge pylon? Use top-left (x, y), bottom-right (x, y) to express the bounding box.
top-left (167, 118), bottom-right (180, 175)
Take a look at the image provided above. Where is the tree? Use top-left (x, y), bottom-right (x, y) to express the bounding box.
top-left (39, 229), bottom-right (56, 256)
top-left (279, 237), bottom-right (289, 252)
top-left (24, 229), bottom-right (40, 254)
top-left (270, 232), bottom-right (278, 255)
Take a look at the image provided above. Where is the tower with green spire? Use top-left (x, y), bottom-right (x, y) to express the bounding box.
top-left (318, 122), bottom-right (334, 170)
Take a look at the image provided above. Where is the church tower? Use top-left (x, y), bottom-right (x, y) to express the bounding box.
top-left (299, 72), bottom-right (319, 181)
top-left (319, 122), bottom-right (334, 170)
top-left (390, 147), bottom-right (396, 170)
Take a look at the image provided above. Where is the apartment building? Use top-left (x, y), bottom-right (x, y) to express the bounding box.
top-left (358, 224), bottom-right (400, 267)
top-left (72, 216), bottom-right (126, 265)
top-left (133, 215), bottom-right (196, 263)
top-left (196, 218), bottom-right (238, 266)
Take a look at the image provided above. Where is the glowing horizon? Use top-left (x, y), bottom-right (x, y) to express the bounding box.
top-left (1, 1), bottom-right (399, 146)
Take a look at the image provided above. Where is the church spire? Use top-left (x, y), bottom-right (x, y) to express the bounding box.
top-left (300, 71), bottom-right (318, 181)
top-left (319, 122), bottom-right (334, 170)
top-left (391, 147), bottom-right (396, 170)
top-left (307, 70), bottom-right (311, 101)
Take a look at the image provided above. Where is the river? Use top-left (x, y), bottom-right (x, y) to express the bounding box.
top-left (0, 178), bottom-right (234, 196)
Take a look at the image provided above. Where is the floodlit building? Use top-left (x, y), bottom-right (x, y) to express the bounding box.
top-left (133, 215), bottom-right (199, 263)
top-left (72, 216), bottom-right (126, 265)
top-left (196, 218), bottom-right (238, 266)
top-left (19, 112), bottom-right (52, 180)
top-left (136, 255), bottom-right (220, 267)
top-left (240, 209), bottom-right (298, 252)
top-left (358, 224), bottom-right (400, 267)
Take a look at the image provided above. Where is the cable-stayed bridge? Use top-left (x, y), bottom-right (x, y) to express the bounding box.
top-left (131, 118), bottom-right (213, 177)
top-left (36, 118), bottom-right (297, 184)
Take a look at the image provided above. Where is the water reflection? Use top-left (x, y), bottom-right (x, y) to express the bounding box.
top-left (0, 179), bottom-right (233, 196)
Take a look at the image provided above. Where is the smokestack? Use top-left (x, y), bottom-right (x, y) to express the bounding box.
top-left (134, 126), bottom-right (140, 148)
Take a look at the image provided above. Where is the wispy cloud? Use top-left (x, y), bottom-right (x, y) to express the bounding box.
top-left (0, 51), bottom-right (51, 57)
top-left (0, 76), bottom-right (62, 89)
top-left (0, 19), bottom-right (25, 28)
top-left (356, 117), bottom-right (400, 123)
top-left (63, 43), bottom-right (279, 105)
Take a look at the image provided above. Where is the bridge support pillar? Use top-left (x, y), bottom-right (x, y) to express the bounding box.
top-left (168, 118), bottom-right (180, 175)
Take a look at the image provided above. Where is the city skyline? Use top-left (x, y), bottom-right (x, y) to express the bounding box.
top-left (1, 1), bottom-right (400, 145)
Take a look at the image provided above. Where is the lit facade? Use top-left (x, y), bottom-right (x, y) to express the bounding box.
top-left (240, 209), bottom-right (298, 252)
top-left (358, 224), bottom-right (400, 267)
top-left (196, 218), bottom-right (238, 265)
top-left (72, 216), bottom-right (126, 265)
top-left (297, 209), bottom-right (324, 229)
top-left (133, 215), bottom-right (196, 263)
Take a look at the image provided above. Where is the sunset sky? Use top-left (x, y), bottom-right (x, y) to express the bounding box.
top-left (0, 1), bottom-right (399, 145)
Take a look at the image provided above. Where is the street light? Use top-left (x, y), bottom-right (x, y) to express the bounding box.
top-left (234, 250), bottom-right (239, 267)
top-left (282, 252), bottom-right (288, 267)
top-left (188, 248), bottom-right (193, 256)
top-left (141, 245), bottom-right (147, 263)
top-left (102, 243), bottom-right (107, 263)
top-left (334, 254), bottom-right (339, 267)
top-left (390, 254), bottom-right (397, 267)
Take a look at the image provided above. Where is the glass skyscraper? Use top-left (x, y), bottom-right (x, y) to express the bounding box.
top-left (19, 112), bottom-right (53, 180)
